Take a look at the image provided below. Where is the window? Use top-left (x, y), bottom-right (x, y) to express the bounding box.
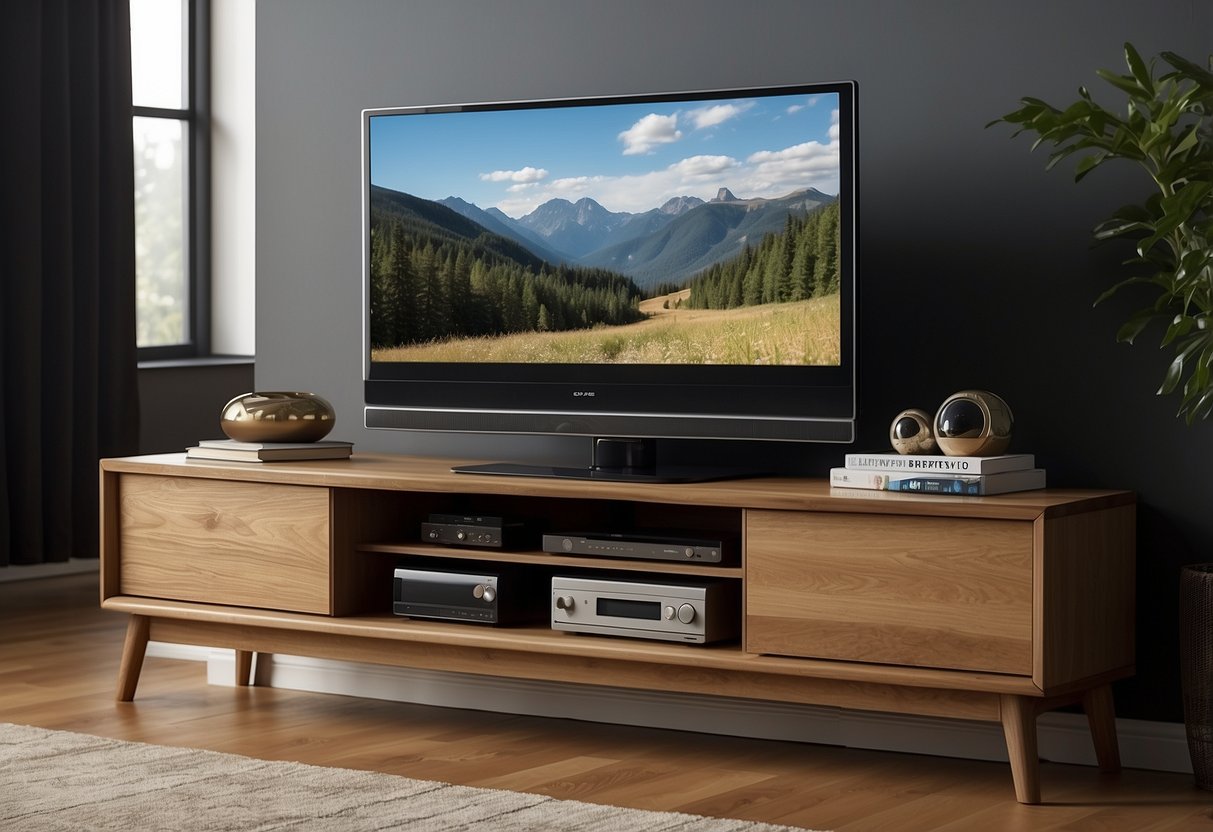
top-left (130, 0), bottom-right (210, 358)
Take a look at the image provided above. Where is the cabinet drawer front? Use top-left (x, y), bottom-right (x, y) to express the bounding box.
top-left (118, 475), bottom-right (331, 614)
top-left (746, 510), bottom-right (1033, 674)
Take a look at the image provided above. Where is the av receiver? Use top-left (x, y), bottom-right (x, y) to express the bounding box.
top-left (393, 565), bottom-right (542, 625)
top-left (550, 575), bottom-right (739, 644)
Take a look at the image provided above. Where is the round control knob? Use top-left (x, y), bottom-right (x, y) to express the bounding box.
top-left (676, 603), bottom-right (696, 624)
top-left (561, 538), bottom-right (574, 552)
top-left (472, 584), bottom-right (485, 599)
top-left (427, 530), bottom-right (439, 540)
top-left (456, 531), bottom-right (466, 541)
top-left (555, 595), bottom-right (575, 612)
top-left (684, 547), bottom-right (695, 559)
top-left (481, 586), bottom-right (496, 603)
top-left (663, 605), bottom-right (676, 620)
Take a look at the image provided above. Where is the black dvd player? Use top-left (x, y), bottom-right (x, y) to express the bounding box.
top-left (542, 531), bottom-right (733, 564)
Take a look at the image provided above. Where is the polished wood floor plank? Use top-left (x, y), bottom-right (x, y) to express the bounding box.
top-left (1, 571), bottom-right (1210, 831)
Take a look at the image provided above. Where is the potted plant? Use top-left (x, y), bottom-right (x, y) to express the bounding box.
top-left (993, 42), bottom-right (1213, 787)
top-left (994, 43), bottom-right (1213, 419)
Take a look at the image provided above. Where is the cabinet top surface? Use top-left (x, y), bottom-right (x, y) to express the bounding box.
top-left (102, 453), bottom-right (1132, 520)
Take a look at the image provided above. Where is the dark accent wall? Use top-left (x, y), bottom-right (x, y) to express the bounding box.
top-left (138, 362), bottom-right (254, 453)
top-left (254, 0), bottom-right (1213, 723)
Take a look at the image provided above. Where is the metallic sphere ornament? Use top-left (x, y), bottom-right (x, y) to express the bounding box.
top-left (220, 391), bottom-right (336, 443)
top-left (890, 408), bottom-right (937, 455)
top-left (933, 390), bottom-right (1014, 457)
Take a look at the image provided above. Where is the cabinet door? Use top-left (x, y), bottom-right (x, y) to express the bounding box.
top-left (746, 510), bottom-right (1033, 674)
top-left (117, 474), bottom-right (331, 614)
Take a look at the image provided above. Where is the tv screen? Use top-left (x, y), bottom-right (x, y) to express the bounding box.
top-left (363, 82), bottom-right (857, 477)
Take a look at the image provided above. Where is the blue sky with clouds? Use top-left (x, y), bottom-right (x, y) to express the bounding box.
top-left (369, 89), bottom-right (841, 217)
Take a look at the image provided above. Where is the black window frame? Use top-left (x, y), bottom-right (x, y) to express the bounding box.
top-left (133, 0), bottom-right (211, 361)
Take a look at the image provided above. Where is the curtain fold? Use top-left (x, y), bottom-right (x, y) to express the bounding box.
top-left (0, 0), bottom-right (140, 567)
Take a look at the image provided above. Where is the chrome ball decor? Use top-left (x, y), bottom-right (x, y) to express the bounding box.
top-left (933, 390), bottom-right (1013, 457)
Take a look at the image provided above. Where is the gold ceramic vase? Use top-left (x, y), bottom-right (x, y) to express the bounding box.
top-left (220, 392), bottom-right (336, 443)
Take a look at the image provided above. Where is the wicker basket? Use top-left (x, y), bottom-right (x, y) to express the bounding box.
top-left (1181, 564), bottom-right (1213, 789)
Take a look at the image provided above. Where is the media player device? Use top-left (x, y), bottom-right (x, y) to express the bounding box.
top-left (393, 565), bottom-right (540, 625)
top-left (542, 531), bottom-right (732, 564)
top-left (420, 513), bottom-right (525, 548)
top-left (550, 575), bottom-right (739, 643)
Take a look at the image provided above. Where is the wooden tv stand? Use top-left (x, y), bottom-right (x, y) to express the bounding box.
top-left (99, 453), bottom-right (1135, 804)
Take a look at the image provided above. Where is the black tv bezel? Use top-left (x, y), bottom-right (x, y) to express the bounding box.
top-left (362, 81), bottom-right (857, 445)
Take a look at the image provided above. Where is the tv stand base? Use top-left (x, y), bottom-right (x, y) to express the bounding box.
top-left (100, 453), bottom-right (1136, 805)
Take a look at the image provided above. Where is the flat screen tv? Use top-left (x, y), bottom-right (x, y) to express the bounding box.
top-left (363, 81), bottom-right (857, 481)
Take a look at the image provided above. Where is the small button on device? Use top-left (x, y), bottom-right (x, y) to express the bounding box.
top-left (472, 584), bottom-right (485, 599)
top-left (684, 547), bottom-right (695, 558)
top-left (456, 531), bottom-right (467, 541)
top-left (664, 605), bottom-right (676, 620)
top-left (677, 603), bottom-right (696, 624)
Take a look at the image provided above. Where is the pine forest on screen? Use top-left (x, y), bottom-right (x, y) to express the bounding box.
top-left (369, 91), bottom-right (843, 366)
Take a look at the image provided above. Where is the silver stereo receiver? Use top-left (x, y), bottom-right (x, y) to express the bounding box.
top-left (550, 575), bottom-right (738, 644)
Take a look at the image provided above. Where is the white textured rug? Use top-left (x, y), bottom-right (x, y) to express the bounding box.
top-left (0, 723), bottom-right (824, 831)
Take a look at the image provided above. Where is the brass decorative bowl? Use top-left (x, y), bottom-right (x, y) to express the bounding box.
top-left (220, 392), bottom-right (336, 443)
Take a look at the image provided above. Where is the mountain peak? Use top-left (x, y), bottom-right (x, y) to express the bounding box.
top-left (712, 187), bottom-right (739, 203)
top-left (659, 195), bottom-right (705, 216)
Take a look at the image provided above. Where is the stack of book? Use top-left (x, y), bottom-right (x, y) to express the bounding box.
top-left (830, 451), bottom-right (1044, 495)
top-left (185, 439), bottom-right (354, 463)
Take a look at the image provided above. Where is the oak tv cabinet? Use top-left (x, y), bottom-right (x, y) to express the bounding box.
top-left (99, 453), bottom-right (1135, 804)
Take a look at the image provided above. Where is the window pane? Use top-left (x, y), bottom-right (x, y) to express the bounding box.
top-left (130, 0), bottom-right (185, 109)
top-left (134, 117), bottom-right (188, 348)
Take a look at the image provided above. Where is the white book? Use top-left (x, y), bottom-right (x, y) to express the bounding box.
top-left (197, 439), bottom-right (353, 451)
top-left (186, 442), bottom-right (353, 462)
top-left (830, 467), bottom-right (1047, 496)
top-left (842, 451), bottom-right (1034, 475)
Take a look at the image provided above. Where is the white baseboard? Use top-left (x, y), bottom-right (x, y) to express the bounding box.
top-left (196, 649), bottom-right (1192, 775)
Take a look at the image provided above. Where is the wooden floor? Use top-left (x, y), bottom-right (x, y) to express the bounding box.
top-left (2, 572), bottom-right (1210, 831)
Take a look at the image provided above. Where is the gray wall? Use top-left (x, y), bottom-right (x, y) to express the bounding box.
top-left (256, 0), bottom-right (1213, 722)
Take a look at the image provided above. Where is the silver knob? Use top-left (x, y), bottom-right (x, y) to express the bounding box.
top-left (456, 531), bottom-right (466, 541)
top-left (472, 584), bottom-right (485, 599)
top-left (482, 586), bottom-right (496, 603)
top-left (684, 547), bottom-right (695, 558)
top-left (663, 605), bottom-right (676, 620)
top-left (677, 603), bottom-right (695, 624)
top-left (555, 595), bottom-right (575, 611)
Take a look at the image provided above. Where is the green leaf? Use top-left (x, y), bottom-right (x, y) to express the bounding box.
top-left (1117, 311), bottom-right (1158, 343)
top-left (1160, 351), bottom-right (1185, 393)
top-left (1161, 51), bottom-right (1213, 89)
top-left (1096, 68), bottom-right (1152, 101)
top-left (1162, 314), bottom-right (1195, 346)
top-left (1124, 43), bottom-right (1156, 98)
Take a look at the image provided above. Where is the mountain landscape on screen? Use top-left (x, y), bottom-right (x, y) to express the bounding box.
top-left (368, 91), bottom-right (845, 366)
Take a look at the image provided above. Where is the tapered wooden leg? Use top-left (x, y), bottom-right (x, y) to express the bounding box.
top-left (1083, 684), bottom-right (1121, 773)
top-left (116, 615), bottom-right (150, 702)
top-left (234, 650), bottom-right (255, 686)
top-left (1000, 694), bottom-right (1041, 804)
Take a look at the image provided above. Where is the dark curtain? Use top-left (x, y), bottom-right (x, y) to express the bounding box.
top-left (0, 0), bottom-right (141, 566)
